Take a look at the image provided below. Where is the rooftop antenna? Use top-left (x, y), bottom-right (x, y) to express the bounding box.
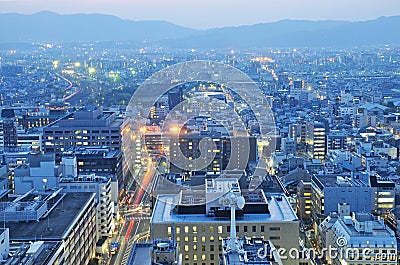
top-left (219, 191), bottom-right (245, 253)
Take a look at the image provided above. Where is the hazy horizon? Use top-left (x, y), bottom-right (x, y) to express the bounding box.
top-left (1, 0), bottom-right (400, 29)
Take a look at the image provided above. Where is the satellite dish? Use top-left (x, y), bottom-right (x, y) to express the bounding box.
top-left (237, 196), bottom-right (245, 209)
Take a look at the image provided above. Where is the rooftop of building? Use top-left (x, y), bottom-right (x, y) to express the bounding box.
top-left (60, 174), bottom-right (111, 184)
top-left (44, 108), bottom-right (124, 129)
top-left (128, 244), bottom-right (151, 265)
top-left (5, 241), bottom-right (63, 265)
top-left (312, 174), bottom-right (369, 190)
top-left (151, 192), bottom-right (297, 224)
top-left (62, 146), bottom-right (121, 158)
top-left (337, 214), bottom-right (395, 238)
top-left (6, 192), bottom-right (95, 241)
top-left (127, 240), bottom-right (179, 265)
top-left (221, 238), bottom-right (281, 265)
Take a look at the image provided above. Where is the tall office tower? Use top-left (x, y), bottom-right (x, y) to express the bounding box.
top-left (1, 119), bottom-right (17, 149)
top-left (43, 107), bottom-right (128, 156)
top-left (306, 121), bottom-right (326, 160)
top-left (168, 87), bottom-right (183, 110)
top-left (169, 130), bottom-right (230, 173)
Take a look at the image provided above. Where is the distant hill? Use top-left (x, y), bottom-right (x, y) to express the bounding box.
top-left (0, 11), bottom-right (199, 42)
top-left (1, 12), bottom-right (400, 48)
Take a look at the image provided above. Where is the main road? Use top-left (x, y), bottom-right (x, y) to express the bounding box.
top-left (109, 159), bottom-right (157, 265)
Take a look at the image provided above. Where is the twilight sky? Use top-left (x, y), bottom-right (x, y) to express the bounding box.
top-left (1, 0), bottom-right (400, 29)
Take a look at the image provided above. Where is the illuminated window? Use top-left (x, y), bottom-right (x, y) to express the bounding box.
top-left (192, 226), bottom-right (197, 234)
top-left (185, 226), bottom-right (189, 233)
top-left (193, 236), bottom-right (197, 242)
top-left (176, 226), bottom-right (180, 234)
top-left (184, 237), bottom-right (189, 242)
top-left (218, 226), bottom-right (223, 234)
top-left (201, 236), bottom-right (206, 243)
top-left (167, 227), bottom-right (172, 235)
top-left (185, 245), bottom-right (189, 251)
top-left (210, 236), bottom-right (214, 242)
top-left (209, 226), bottom-right (214, 233)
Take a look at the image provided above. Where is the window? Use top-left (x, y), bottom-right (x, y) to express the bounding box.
top-left (193, 226), bottom-right (197, 234)
top-left (201, 236), bottom-right (206, 242)
top-left (167, 227), bottom-right (172, 235)
top-left (184, 237), bottom-right (189, 242)
top-left (210, 245), bottom-right (214, 251)
top-left (201, 254), bottom-right (206, 261)
top-left (270, 236), bottom-right (280, 240)
top-left (185, 245), bottom-right (189, 251)
top-left (176, 226), bottom-right (180, 234)
top-left (210, 226), bottom-right (214, 233)
top-left (261, 226), bottom-right (265, 232)
top-left (270, 227), bottom-right (280, 231)
top-left (185, 226), bottom-right (189, 233)
top-left (252, 226), bottom-right (256, 233)
top-left (210, 236), bottom-right (214, 242)
top-left (218, 226), bottom-right (223, 234)
top-left (244, 226), bottom-right (248, 233)
top-left (193, 236), bottom-right (197, 242)
top-left (193, 254), bottom-right (198, 261)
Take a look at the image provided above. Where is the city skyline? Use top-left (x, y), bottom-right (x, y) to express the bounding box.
top-left (0, 0), bottom-right (399, 28)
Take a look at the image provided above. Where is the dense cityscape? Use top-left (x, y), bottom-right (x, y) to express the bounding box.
top-left (1, 10), bottom-right (400, 265)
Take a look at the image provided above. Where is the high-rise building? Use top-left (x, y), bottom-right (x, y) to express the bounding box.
top-left (306, 121), bottom-right (326, 160)
top-left (0, 119), bottom-right (17, 149)
top-left (5, 192), bottom-right (97, 265)
top-left (60, 174), bottom-right (114, 239)
top-left (151, 178), bottom-right (299, 265)
top-left (168, 87), bottom-right (183, 110)
top-left (62, 146), bottom-right (124, 193)
top-left (43, 107), bottom-right (128, 156)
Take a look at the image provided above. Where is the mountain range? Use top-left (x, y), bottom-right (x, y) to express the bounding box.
top-left (1, 11), bottom-right (400, 48)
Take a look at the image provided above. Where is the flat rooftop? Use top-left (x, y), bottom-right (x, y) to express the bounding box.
top-left (312, 174), bottom-right (368, 190)
top-left (7, 192), bottom-right (94, 241)
top-left (129, 245), bottom-right (151, 265)
top-left (151, 192), bottom-right (297, 224)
